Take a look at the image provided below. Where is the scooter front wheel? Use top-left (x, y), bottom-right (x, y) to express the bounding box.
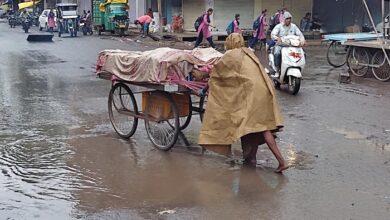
top-left (287, 76), bottom-right (301, 95)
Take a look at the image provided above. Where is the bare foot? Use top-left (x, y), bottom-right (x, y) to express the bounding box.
top-left (275, 164), bottom-right (290, 173)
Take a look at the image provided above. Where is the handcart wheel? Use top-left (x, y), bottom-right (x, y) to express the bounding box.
top-left (199, 94), bottom-right (208, 122)
top-left (371, 50), bottom-right (390, 82)
top-left (347, 47), bottom-right (370, 77)
top-left (144, 91), bottom-right (179, 151)
top-left (178, 94), bottom-right (192, 130)
top-left (327, 41), bottom-right (348, 68)
top-left (108, 83), bottom-right (139, 139)
top-left (167, 93), bottom-right (192, 130)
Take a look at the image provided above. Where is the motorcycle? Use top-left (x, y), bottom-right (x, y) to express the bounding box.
top-left (268, 35), bottom-right (305, 95)
top-left (22, 17), bottom-right (31, 33)
top-left (31, 15), bottom-right (39, 27)
top-left (8, 15), bottom-right (16, 28)
top-left (80, 18), bottom-right (93, 36)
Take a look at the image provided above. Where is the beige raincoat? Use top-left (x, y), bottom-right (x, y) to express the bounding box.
top-left (199, 34), bottom-right (283, 155)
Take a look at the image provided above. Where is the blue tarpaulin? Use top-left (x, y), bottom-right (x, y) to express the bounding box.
top-left (323, 33), bottom-right (382, 43)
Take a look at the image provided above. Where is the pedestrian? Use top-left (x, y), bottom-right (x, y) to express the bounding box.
top-left (226, 14), bottom-right (241, 35)
top-left (85, 10), bottom-right (92, 28)
top-left (134, 14), bottom-right (153, 37)
top-left (194, 8), bottom-right (216, 48)
top-left (199, 33), bottom-right (290, 173)
top-left (249, 9), bottom-right (267, 50)
top-left (300, 12), bottom-right (311, 31)
top-left (47, 9), bottom-right (55, 34)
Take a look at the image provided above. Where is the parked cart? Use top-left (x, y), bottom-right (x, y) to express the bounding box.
top-left (97, 77), bottom-right (207, 151)
top-left (322, 0), bottom-right (390, 82)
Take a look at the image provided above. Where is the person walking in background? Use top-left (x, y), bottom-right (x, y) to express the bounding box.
top-left (47, 9), bottom-right (55, 34)
top-left (194, 8), bottom-right (216, 48)
top-left (269, 9), bottom-right (281, 30)
top-left (226, 14), bottom-right (241, 35)
top-left (249, 9), bottom-right (267, 51)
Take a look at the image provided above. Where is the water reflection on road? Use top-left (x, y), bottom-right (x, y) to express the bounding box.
top-left (0, 23), bottom-right (390, 219)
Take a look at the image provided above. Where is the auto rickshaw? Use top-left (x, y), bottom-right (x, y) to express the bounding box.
top-left (93, 0), bottom-right (129, 36)
top-left (56, 3), bottom-right (79, 37)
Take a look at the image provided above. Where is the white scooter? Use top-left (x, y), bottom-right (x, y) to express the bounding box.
top-left (268, 35), bottom-right (305, 95)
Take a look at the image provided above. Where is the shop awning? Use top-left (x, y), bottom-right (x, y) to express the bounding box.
top-left (18, 0), bottom-right (41, 10)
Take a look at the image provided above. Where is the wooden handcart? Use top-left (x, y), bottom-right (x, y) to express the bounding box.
top-left (99, 74), bottom-right (207, 151)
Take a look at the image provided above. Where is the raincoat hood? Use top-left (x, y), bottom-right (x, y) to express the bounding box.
top-left (224, 33), bottom-right (245, 50)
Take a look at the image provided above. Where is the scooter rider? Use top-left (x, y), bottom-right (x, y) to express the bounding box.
top-left (270, 12), bottom-right (305, 77)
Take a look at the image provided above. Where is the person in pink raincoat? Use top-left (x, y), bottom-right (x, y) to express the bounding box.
top-left (47, 9), bottom-right (56, 34)
top-left (249, 9), bottom-right (268, 50)
top-left (194, 8), bottom-right (216, 48)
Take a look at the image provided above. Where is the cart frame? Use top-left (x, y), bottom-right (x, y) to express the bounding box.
top-left (102, 75), bottom-right (207, 151)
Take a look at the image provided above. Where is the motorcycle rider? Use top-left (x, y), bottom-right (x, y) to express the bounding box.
top-left (270, 12), bottom-right (305, 77)
top-left (20, 9), bottom-right (31, 30)
top-left (20, 9), bottom-right (30, 19)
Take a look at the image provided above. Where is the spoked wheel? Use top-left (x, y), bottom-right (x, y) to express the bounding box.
top-left (371, 50), bottom-right (390, 82)
top-left (327, 41), bottom-right (348, 67)
top-left (108, 83), bottom-right (139, 139)
top-left (176, 94), bottom-right (192, 130)
top-left (347, 47), bottom-right (370, 77)
top-left (144, 91), bottom-right (179, 151)
top-left (199, 94), bottom-right (208, 122)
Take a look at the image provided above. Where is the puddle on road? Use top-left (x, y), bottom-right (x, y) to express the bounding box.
top-left (329, 127), bottom-right (366, 140)
top-left (282, 143), bottom-right (316, 170)
top-left (329, 127), bottom-right (390, 152)
top-left (66, 135), bottom-right (288, 219)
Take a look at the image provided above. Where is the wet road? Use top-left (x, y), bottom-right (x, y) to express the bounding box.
top-left (0, 22), bottom-right (390, 219)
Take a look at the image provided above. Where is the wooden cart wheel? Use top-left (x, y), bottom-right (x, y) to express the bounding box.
top-left (347, 47), bottom-right (370, 77)
top-left (199, 94), bottom-right (208, 122)
top-left (371, 50), bottom-right (390, 82)
top-left (180, 94), bottom-right (192, 130)
top-left (167, 93), bottom-right (192, 130)
top-left (327, 41), bottom-right (348, 68)
top-left (108, 83), bottom-right (139, 139)
top-left (144, 91), bottom-right (179, 151)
